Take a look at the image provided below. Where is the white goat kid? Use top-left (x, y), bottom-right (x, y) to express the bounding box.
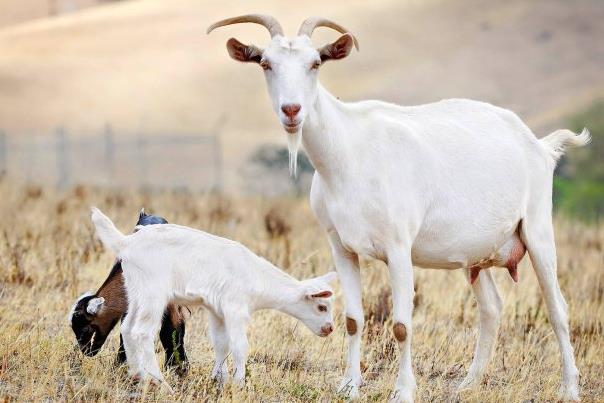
top-left (208, 14), bottom-right (589, 402)
top-left (90, 208), bottom-right (337, 388)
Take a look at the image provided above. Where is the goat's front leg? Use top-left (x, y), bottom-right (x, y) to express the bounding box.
top-left (458, 269), bottom-right (502, 391)
top-left (328, 230), bottom-right (363, 398)
top-left (208, 312), bottom-right (229, 384)
top-left (224, 311), bottom-right (250, 387)
top-left (121, 304), bottom-right (143, 379)
top-left (387, 248), bottom-right (416, 403)
top-left (131, 305), bottom-right (166, 387)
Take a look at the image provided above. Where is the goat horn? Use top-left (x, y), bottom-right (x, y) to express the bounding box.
top-left (298, 17), bottom-right (359, 50)
top-left (207, 14), bottom-right (284, 38)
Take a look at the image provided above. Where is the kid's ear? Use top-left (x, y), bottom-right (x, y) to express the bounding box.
top-left (308, 290), bottom-right (333, 299)
top-left (86, 297), bottom-right (105, 315)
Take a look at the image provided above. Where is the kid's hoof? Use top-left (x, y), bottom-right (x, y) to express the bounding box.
top-left (457, 374), bottom-right (481, 392)
top-left (337, 378), bottom-right (361, 399)
top-left (389, 388), bottom-right (414, 403)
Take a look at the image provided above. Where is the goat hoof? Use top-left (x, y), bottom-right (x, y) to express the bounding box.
top-left (160, 382), bottom-right (174, 394)
top-left (337, 378), bottom-right (361, 399)
top-left (231, 377), bottom-right (245, 388)
top-left (129, 372), bottom-right (143, 383)
top-left (558, 384), bottom-right (580, 402)
top-left (457, 374), bottom-right (481, 392)
top-left (389, 388), bottom-right (414, 403)
top-left (211, 371), bottom-right (228, 387)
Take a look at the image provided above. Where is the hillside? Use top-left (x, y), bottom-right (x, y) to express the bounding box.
top-left (0, 0), bottom-right (602, 190)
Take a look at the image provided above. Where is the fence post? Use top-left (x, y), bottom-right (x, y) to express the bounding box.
top-left (104, 124), bottom-right (115, 185)
top-left (213, 134), bottom-right (223, 192)
top-left (56, 127), bottom-right (69, 189)
top-left (0, 130), bottom-right (6, 175)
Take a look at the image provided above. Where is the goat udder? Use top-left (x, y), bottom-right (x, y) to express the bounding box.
top-left (504, 238), bottom-right (526, 283)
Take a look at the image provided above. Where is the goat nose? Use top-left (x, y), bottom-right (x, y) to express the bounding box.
top-left (281, 103), bottom-right (301, 119)
top-left (321, 323), bottom-right (334, 335)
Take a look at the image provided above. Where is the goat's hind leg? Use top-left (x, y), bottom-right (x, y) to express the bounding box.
top-left (458, 269), bottom-right (502, 391)
top-left (208, 312), bottom-right (229, 385)
top-left (129, 299), bottom-right (171, 390)
top-left (121, 304), bottom-right (143, 379)
top-left (522, 213), bottom-right (579, 401)
top-left (224, 312), bottom-right (250, 387)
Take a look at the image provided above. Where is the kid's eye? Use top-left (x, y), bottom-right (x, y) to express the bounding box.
top-left (260, 60), bottom-right (271, 70)
top-left (318, 305), bottom-right (327, 312)
top-left (311, 60), bottom-right (321, 70)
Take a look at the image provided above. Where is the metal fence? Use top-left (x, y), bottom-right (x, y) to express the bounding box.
top-left (0, 127), bottom-right (222, 191)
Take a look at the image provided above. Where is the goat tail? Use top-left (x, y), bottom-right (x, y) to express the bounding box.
top-left (91, 207), bottom-right (128, 255)
top-left (540, 128), bottom-right (591, 161)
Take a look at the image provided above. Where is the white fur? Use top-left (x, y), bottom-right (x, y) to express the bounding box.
top-left (90, 207), bottom-right (337, 387)
top-left (225, 31), bottom-right (589, 402)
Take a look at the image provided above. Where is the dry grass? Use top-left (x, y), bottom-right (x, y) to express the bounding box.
top-left (0, 179), bottom-right (602, 402)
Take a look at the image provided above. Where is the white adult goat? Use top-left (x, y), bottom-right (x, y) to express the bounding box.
top-left (90, 208), bottom-right (337, 388)
top-left (208, 14), bottom-right (589, 402)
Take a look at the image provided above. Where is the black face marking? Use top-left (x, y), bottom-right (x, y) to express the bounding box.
top-left (70, 295), bottom-right (113, 356)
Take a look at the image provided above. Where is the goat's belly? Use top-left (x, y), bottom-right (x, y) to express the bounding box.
top-left (411, 225), bottom-right (525, 270)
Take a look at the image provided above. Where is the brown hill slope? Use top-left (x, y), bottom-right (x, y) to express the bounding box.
top-left (0, 0), bottom-right (602, 189)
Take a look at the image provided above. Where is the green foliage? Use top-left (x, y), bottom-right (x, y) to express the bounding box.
top-left (251, 146), bottom-right (314, 174)
top-left (248, 145), bottom-right (314, 196)
top-left (554, 100), bottom-right (604, 221)
top-left (554, 177), bottom-right (604, 221)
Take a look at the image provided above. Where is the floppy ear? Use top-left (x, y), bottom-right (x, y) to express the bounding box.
top-left (86, 297), bottom-right (105, 315)
top-left (318, 33), bottom-right (355, 62)
top-left (226, 38), bottom-right (263, 63)
top-left (309, 290), bottom-right (333, 299)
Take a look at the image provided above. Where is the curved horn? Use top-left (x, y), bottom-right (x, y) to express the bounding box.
top-left (207, 14), bottom-right (284, 38)
top-left (298, 17), bottom-right (359, 50)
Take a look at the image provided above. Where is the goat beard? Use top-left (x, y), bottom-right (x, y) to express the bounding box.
top-left (287, 129), bottom-right (302, 178)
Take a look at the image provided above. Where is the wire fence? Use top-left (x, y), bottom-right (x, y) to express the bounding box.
top-left (0, 126), bottom-right (222, 191)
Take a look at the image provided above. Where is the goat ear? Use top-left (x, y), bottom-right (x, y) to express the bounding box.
top-left (309, 290), bottom-right (333, 299)
top-left (86, 297), bottom-right (105, 316)
top-left (226, 38), bottom-right (263, 64)
top-left (318, 271), bottom-right (338, 284)
top-left (318, 34), bottom-right (355, 62)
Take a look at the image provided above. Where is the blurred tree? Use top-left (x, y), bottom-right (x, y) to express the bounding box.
top-left (554, 100), bottom-right (604, 221)
top-left (567, 100), bottom-right (604, 181)
top-left (243, 145), bottom-right (314, 196)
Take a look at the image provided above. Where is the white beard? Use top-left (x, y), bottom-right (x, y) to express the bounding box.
top-left (287, 129), bottom-right (302, 177)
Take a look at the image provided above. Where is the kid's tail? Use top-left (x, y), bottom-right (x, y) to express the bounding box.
top-left (540, 128), bottom-right (591, 161)
top-left (91, 207), bottom-right (128, 254)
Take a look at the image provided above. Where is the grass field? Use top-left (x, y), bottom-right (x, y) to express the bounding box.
top-left (0, 180), bottom-right (602, 401)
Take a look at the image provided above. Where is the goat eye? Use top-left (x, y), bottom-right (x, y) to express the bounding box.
top-left (260, 60), bottom-right (271, 71)
top-left (318, 305), bottom-right (327, 312)
top-left (311, 61), bottom-right (321, 70)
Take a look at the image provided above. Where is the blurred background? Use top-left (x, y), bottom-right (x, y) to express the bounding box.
top-left (0, 0), bottom-right (602, 218)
